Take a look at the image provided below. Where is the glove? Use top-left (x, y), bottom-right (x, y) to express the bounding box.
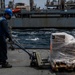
top-left (8, 37), bottom-right (12, 42)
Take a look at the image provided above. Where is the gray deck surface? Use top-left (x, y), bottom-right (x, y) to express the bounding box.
top-left (0, 49), bottom-right (75, 75)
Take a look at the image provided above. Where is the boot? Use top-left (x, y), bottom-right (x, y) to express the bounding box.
top-left (2, 62), bottom-right (12, 68)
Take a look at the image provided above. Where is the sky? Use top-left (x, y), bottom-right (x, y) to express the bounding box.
top-left (5, 0), bottom-right (47, 8)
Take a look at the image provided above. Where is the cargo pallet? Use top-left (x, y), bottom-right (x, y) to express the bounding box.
top-left (50, 62), bottom-right (75, 71)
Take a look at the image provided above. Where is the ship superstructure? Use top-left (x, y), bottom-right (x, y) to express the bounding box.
top-left (1, 0), bottom-right (75, 29)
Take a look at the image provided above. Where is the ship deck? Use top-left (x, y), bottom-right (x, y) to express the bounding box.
top-left (0, 49), bottom-right (75, 75)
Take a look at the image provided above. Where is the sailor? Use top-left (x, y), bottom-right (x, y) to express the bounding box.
top-left (0, 8), bottom-right (13, 68)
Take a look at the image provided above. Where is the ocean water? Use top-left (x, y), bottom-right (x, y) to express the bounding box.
top-left (12, 29), bottom-right (75, 49)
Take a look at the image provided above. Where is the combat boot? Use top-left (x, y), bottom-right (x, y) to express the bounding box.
top-left (2, 62), bottom-right (12, 68)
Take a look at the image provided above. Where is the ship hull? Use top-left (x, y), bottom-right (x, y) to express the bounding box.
top-left (8, 17), bottom-right (75, 29)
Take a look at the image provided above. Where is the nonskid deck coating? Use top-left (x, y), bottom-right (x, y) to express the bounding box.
top-left (0, 49), bottom-right (75, 75)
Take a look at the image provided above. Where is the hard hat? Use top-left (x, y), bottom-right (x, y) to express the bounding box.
top-left (5, 9), bottom-right (13, 17)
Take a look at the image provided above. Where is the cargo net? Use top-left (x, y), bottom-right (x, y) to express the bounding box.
top-left (50, 33), bottom-right (75, 66)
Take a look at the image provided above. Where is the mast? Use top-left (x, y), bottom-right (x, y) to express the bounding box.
top-left (58, 0), bottom-right (65, 10)
top-left (1, 0), bottom-right (5, 9)
top-left (30, 0), bottom-right (34, 11)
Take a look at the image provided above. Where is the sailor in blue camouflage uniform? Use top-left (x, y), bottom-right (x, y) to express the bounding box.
top-left (0, 9), bottom-right (13, 68)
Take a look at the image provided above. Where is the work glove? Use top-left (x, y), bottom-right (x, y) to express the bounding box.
top-left (8, 37), bottom-right (12, 42)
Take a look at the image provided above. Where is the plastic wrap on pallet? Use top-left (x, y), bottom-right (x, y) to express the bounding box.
top-left (50, 32), bottom-right (75, 66)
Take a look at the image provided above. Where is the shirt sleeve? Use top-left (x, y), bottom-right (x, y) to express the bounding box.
top-left (1, 20), bottom-right (11, 38)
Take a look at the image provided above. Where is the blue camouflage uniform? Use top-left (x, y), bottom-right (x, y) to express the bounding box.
top-left (0, 17), bottom-right (11, 63)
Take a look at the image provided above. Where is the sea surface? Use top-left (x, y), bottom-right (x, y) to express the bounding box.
top-left (12, 29), bottom-right (75, 49)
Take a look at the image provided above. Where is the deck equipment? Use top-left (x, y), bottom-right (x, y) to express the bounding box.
top-left (12, 39), bottom-right (50, 68)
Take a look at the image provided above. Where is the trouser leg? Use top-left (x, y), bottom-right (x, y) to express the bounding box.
top-left (0, 37), bottom-right (7, 63)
